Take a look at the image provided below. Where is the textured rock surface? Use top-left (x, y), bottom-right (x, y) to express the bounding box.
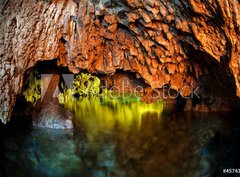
top-left (33, 102), bottom-right (74, 129)
top-left (0, 0), bottom-right (239, 123)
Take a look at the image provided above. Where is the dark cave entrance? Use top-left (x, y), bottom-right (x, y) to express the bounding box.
top-left (184, 45), bottom-right (239, 111)
top-left (12, 60), bottom-right (152, 120)
top-left (12, 60), bottom-right (69, 119)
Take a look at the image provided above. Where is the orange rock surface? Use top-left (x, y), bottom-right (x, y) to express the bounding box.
top-left (0, 0), bottom-right (239, 123)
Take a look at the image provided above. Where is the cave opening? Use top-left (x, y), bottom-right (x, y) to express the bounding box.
top-left (12, 59), bottom-right (162, 126)
top-left (14, 59), bottom-right (69, 117)
top-left (183, 44), bottom-right (239, 112)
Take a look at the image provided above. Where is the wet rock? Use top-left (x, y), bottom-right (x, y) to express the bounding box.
top-left (33, 103), bottom-right (74, 129)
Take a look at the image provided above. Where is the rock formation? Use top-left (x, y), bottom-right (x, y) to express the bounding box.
top-left (33, 102), bottom-right (74, 129)
top-left (0, 0), bottom-right (239, 123)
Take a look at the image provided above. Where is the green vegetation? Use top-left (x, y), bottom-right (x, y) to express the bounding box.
top-left (59, 73), bottom-right (111, 104)
top-left (23, 72), bottom-right (147, 116)
top-left (73, 73), bottom-right (101, 96)
top-left (23, 72), bottom-right (108, 105)
top-left (23, 72), bottom-right (42, 105)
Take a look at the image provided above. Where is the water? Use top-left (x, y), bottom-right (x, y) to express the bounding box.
top-left (0, 97), bottom-right (240, 177)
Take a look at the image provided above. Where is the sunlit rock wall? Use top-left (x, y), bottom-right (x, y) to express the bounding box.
top-left (0, 0), bottom-right (239, 123)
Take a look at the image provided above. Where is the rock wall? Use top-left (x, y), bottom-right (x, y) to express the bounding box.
top-left (0, 0), bottom-right (239, 123)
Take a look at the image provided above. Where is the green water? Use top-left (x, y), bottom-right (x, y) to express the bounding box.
top-left (0, 96), bottom-right (240, 177)
top-left (63, 95), bottom-right (163, 131)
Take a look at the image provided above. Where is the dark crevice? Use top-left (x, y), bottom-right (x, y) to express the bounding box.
top-left (188, 45), bottom-right (236, 97)
top-left (60, 37), bottom-right (67, 44)
top-left (184, 44), bottom-right (240, 111)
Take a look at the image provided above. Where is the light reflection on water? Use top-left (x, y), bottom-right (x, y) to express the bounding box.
top-left (0, 97), bottom-right (240, 177)
top-left (63, 96), bottom-right (164, 131)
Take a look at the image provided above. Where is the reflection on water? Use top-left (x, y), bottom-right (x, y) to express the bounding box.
top-left (0, 97), bottom-right (240, 177)
top-left (63, 96), bottom-right (164, 131)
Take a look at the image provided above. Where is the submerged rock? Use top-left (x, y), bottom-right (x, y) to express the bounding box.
top-left (33, 103), bottom-right (74, 129)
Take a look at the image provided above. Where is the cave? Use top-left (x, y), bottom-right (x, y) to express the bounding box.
top-left (1, 0), bottom-right (240, 176)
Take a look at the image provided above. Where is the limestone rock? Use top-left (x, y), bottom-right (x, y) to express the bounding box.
top-left (33, 103), bottom-right (74, 129)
